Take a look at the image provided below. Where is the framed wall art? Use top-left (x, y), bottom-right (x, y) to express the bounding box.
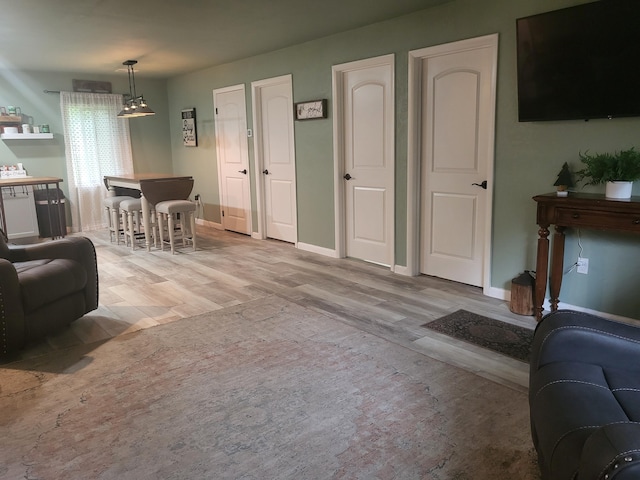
top-left (182, 108), bottom-right (197, 146)
top-left (295, 99), bottom-right (327, 120)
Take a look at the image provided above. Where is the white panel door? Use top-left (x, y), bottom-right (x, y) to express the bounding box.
top-left (340, 57), bottom-right (394, 266)
top-left (213, 85), bottom-right (251, 235)
top-left (419, 38), bottom-right (497, 286)
top-left (253, 75), bottom-right (297, 243)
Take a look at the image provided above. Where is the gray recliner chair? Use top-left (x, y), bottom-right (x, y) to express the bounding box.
top-left (0, 231), bottom-right (98, 357)
top-left (529, 310), bottom-right (640, 479)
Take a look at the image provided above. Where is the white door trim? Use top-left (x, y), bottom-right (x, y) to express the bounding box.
top-left (251, 74), bottom-right (297, 242)
top-left (406, 34), bottom-right (498, 294)
top-left (332, 53), bottom-right (395, 268)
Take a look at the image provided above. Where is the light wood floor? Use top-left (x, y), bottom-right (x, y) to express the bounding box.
top-left (17, 225), bottom-right (537, 391)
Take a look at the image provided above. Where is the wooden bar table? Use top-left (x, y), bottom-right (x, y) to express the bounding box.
top-left (0, 176), bottom-right (64, 239)
top-left (104, 173), bottom-right (193, 251)
top-left (533, 192), bottom-right (640, 321)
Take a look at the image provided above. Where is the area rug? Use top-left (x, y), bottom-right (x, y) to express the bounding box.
top-left (423, 310), bottom-right (534, 362)
top-left (0, 296), bottom-right (539, 479)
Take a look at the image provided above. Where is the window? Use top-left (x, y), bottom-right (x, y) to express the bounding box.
top-left (60, 92), bottom-right (133, 231)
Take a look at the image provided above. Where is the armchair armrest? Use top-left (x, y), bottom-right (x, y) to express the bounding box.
top-left (0, 259), bottom-right (25, 355)
top-left (8, 236), bottom-right (98, 313)
top-left (9, 237), bottom-right (93, 263)
top-left (530, 310), bottom-right (640, 374)
top-left (579, 423), bottom-right (640, 480)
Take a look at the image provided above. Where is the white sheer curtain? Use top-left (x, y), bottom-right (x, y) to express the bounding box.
top-left (60, 92), bottom-right (134, 232)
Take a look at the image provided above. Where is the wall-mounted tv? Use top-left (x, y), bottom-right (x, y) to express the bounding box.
top-left (516, 0), bottom-right (640, 122)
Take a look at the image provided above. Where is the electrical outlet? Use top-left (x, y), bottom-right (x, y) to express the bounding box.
top-left (577, 257), bottom-right (589, 274)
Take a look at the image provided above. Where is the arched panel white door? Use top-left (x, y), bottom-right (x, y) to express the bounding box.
top-left (418, 36), bottom-right (498, 286)
top-left (334, 55), bottom-right (395, 266)
top-left (213, 85), bottom-right (252, 235)
top-left (252, 75), bottom-right (297, 243)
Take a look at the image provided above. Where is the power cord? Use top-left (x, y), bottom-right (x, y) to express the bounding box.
top-left (564, 229), bottom-right (584, 275)
top-left (193, 194), bottom-right (203, 219)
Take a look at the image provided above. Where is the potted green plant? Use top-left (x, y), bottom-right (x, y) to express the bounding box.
top-left (575, 147), bottom-right (640, 199)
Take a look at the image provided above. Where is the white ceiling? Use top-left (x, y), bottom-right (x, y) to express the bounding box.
top-left (0, 0), bottom-right (450, 79)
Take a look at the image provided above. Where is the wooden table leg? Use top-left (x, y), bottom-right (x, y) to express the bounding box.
top-left (534, 225), bottom-right (550, 321)
top-left (549, 226), bottom-right (566, 312)
top-left (141, 194), bottom-right (152, 251)
top-left (104, 176), bottom-right (151, 249)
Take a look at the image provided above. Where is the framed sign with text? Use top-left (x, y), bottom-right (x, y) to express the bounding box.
top-left (295, 99), bottom-right (327, 120)
top-left (182, 108), bottom-right (197, 146)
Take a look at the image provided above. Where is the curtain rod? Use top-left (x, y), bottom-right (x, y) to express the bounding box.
top-left (43, 90), bottom-right (127, 95)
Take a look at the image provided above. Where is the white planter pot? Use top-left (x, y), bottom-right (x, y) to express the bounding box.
top-left (605, 181), bottom-right (633, 199)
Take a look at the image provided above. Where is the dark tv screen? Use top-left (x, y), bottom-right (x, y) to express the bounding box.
top-left (516, 0), bottom-right (640, 122)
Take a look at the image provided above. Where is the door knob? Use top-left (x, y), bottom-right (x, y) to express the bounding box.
top-left (263, 169), bottom-right (270, 175)
top-left (343, 173), bottom-right (352, 180)
top-left (238, 169), bottom-right (247, 174)
top-left (472, 180), bottom-right (487, 189)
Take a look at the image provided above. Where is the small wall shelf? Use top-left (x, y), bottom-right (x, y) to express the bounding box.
top-left (1, 133), bottom-right (54, 140)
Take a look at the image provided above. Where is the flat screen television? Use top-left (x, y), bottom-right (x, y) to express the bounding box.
top-left (516, 0), bottom-right (640, 122)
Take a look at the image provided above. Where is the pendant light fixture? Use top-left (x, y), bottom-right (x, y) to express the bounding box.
top-left (117, 60), bottom-right (155, 118)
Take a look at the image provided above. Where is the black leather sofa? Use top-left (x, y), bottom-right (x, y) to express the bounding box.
top-left (0, 233), bottom-right (98, 357)
top-left (529, 310), bottom-right (640, 480)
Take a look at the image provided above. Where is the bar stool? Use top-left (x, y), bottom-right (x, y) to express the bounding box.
top-left (120, 198), bottom-right (159, 250)
top-left (119, 198), bottom-right (145, 250)
top-left (155, 200), bottom-right (197, 254)
top-left (103, 195), bottom-right (134, 244)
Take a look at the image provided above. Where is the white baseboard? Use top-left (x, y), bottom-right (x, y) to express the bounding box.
top-left (541, 300), bottom-right (637, 324)
top-left (196, 218), bottom-right (223, 230)
top-left (393, 265), bottom-right (412, 276)
top-left (484, 286), bottom-right (510, 301)
top-left (296, 242), bottom-right (339, 258)
top-left (486, 286), bottom-right (635, 324)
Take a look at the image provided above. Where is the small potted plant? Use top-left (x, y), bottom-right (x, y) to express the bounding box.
top-left (575, 147), bottom-right (640, 199)
top-left (553, 162), bottom-right (574, 197)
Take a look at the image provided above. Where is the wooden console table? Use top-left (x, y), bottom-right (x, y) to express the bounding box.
top-left (533, 192), bottom-right (640, 321)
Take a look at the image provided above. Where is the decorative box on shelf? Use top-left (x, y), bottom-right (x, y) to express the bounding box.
top-left (0, 115), bottom-right (24, 125)
top-left (0, 168), bottom-right (29, 179)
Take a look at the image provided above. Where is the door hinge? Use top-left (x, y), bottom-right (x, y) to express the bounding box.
top-left (215, 107), bottom-right (218, 115)
top-left (222, 210), bottom-right (224, 217)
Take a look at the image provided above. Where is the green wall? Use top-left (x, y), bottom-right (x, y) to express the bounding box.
top-left (0, 70), bottom-right (172, 196)
top-left (167, 0), bottom-right (640, 319)
top-left (3, 0), bottom-right (639, 319)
